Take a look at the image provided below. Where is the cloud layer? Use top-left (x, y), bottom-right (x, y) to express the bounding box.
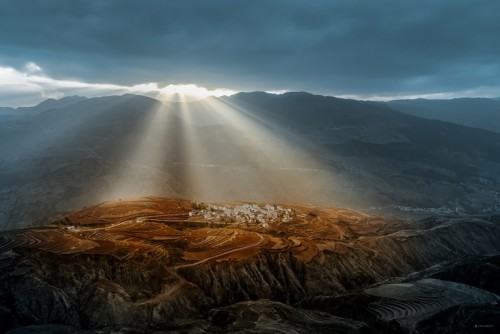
top-left (1, 0), bottom-right (500, 104)
top-left (0, 64), bottom-right (236, 106)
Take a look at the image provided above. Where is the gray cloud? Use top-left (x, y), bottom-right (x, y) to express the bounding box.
top-left (1, 0), bottom-right (500, 99)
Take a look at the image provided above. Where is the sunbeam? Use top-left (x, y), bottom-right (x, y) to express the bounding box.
top-left (97, 101), bottom-right (178, 202)
top-left (168, 100), bottom-right (219, 201)
top-left (121, 95), bottom-right (351, 206)
top-left (88, 94), bottom-right (362, 207)
top-left (204, 96), bottom-right (376, 208)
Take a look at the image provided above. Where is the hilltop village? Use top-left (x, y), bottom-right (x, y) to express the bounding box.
top-left (189, 203), bottom-right (295, 227)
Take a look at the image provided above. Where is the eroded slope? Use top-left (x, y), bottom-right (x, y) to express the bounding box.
top-left (0, 197), bottom-right (499, 333)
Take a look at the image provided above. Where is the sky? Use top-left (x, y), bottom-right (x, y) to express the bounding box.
top-left (1, 0), bottom-right (500, 106)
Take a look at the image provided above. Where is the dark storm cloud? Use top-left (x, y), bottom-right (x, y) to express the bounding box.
top-left (1, 0), bottom-right (500, 97)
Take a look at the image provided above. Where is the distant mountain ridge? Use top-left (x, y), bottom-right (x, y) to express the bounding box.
top-left (22, 95), bottom-right (88, 114)
top-left (0, 95), bottom-right (87, 121)
top-left (3, 94), bottom-right (500, 133)
top-left (386, 97), bottom-right (500, 133)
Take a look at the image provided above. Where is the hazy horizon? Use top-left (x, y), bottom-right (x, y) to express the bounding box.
top-left (3, 88), bottom-right (500, 109)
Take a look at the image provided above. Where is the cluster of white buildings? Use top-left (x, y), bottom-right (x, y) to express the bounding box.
top-left (190, 203), bottom-right (294, 227)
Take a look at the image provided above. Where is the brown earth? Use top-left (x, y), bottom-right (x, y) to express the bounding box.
top-left (0, 197), bottom-right (499, 333)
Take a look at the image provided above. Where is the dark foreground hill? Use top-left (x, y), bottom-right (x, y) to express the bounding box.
top-left (1, 92), bottom-right (500, 229)
top-left (0, 198), bottom-right (498, 333)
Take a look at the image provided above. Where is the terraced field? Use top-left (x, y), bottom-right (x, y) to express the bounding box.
top-left (1, 197), bottom-right (385, 265)
top-left (0, 197), bottom-right (499, 333)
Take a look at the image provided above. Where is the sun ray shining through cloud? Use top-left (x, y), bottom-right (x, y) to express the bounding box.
top-left (183, 97), bottom-right (350, 205)
top-left (96, 101), bottom-right (179, 202)
top-left (86, 92), bottom-right (356, 206)
top-left (0, 62), bottom-right (370, 208)
top-left (170, 101), bottom-right (220, 201)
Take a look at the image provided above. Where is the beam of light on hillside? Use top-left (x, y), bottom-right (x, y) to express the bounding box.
top-left (97, 102), bottom-right (178, 202)
top-left (172, 96), bottom-right (347, 205)
top-left (96, 91), bottom-right (348, 205)
top-left (95, 90), bottom-right (362, 206)
top-left (168, 100), bottom-right (220, 201)
top-left (2, 80), bottom-right (361, 208)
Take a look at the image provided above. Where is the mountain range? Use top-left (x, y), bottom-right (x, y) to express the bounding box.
top-left (386, 97), bottom-right (500, 133)
top-left (1, 92), bottom-right (500, 230)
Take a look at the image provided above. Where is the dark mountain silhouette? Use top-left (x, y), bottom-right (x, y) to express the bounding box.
top-left (0, 95), bottom-right (87, 122)
top-left (19, 95), bottom-right (88, 115)
top-left (386, 97), bottom-right (500, 133)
